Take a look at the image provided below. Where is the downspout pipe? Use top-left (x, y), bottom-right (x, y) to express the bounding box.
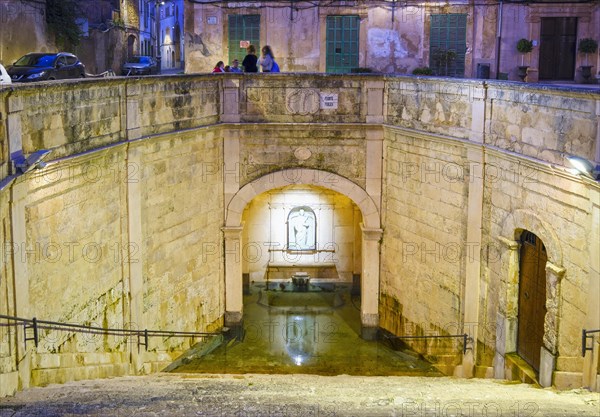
top-left (495, 0), bottom-right (504, 79)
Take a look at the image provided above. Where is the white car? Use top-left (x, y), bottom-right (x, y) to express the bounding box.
top-left (0, 63), bottom-right (11, 85)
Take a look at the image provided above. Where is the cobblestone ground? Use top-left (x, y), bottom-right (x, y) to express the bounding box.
top-left (0, 373), bottom-right (598, 417)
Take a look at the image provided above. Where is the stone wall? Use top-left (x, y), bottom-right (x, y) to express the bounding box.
top-left (485, 83), bottom-right (598, 165)
top-left (23, 148), bottom-right (130, 386)
top-left (484, 150), bottom-right (597, 388)
top-left (0, 183), bottom-right (17, 397)
top-left (0, 76), bottom-right (225, 396)
top-left (138, 128), bottom-right (224, 345)
top-left (386, 78), bottom-right (476, 140)
top-left (379, 129), bottom-right (470, 372)
top-left (0, 74), bottom-right (598, 394)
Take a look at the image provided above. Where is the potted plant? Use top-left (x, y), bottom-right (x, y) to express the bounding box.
top-left (516, 38), bottom-right (533, 81)
top-left (578, 38), bottom-right (598, 81)
top-left (432, 48), bottom-right (457, 76)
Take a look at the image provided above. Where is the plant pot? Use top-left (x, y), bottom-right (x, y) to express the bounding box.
top-left (580, 65), bottom-right (593, 82)
top-left (517, 66), bottom-right (529, 82)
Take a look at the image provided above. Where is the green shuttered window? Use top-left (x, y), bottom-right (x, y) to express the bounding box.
top-left (429, 14), bottom-right (467, 77)
top-left (326, 15), bottom-right (360, 73)
top-left (228, 15), bottom-right (260, 65)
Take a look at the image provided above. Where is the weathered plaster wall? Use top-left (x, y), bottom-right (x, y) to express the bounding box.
top-left (0, 0), bottom-right (53, 67)
top-left (185, 2), bottom-right (599, 82)
top-left (76, 28), bottom-right (131, 75)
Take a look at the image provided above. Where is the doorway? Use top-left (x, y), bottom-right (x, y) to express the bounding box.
top-left (539, 17), bottom-right (577, 80)
top-left (517, 230), bottom-right (547, 373)
top-left (127, 35), bottom-right (136, 58)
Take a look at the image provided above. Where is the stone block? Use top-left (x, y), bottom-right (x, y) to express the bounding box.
top-left (0, 371), bottom-right (18, 397)
top-left (553, 371), bottom-right (583, 390)
top-left (36, 354), bottom-right (61, 369)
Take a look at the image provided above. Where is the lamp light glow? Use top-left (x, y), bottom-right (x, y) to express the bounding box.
top-left (566, 155), bottom-right (600, 181)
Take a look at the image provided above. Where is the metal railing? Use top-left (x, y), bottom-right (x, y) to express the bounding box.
top-left (382, 333), bottom-right (471, 354)
top-left (0, 314), bottom-right (219, 351)
top-left (582, 328), bottom-right (600, 356)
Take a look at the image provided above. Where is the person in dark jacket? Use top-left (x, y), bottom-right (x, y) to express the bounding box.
top-left (242, 45), bottom-right (258, 73)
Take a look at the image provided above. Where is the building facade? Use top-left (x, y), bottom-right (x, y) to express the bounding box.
top-left (158, 0), bottom-right (184, 70)
top-left (185, 0), bottom-right (599, 82)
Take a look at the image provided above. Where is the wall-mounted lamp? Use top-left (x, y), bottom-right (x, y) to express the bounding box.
top-left (566, 154), bottom-right (600, 181)
top-left (14, 149), bottom-right (53, 174)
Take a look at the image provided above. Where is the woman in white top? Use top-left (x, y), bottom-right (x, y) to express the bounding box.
top-left (259, 45), bottom-right (274, 72)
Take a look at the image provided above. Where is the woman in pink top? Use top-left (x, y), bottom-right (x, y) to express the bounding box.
top-left (212, 61), bottom-right (225, 73)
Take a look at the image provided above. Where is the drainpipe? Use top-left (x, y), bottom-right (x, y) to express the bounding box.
top-left (495, 0), bottom-right (504, 79)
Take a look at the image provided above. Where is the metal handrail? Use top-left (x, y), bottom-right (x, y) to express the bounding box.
top-left (582, 328), bottom-right (600, 356)
top-left (0, 314), bottom-right (219, 351)
top-left (382, 333), bottom-right (471, 354)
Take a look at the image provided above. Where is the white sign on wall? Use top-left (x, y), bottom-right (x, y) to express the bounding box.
top-left (320, 93), bottom-right (338, 110)
top-left (240, 40), bottom-right (250, 48)
top-left (207, 16), bottom-right (217, 25)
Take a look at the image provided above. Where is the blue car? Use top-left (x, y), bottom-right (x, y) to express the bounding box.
top-left (8, 52), bottom-right (86, 82)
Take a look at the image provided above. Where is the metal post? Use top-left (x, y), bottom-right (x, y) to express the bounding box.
top-left (24, 317), bottom-right (39, 348)
top-left (32, 317), bottom-right (38, 347)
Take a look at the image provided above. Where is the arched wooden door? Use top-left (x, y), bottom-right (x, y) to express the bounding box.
top-left (517, 231), bottom-right (547, 373)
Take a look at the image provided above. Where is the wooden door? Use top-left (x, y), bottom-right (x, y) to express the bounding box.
top-left (539, 17), bottom-right (577, 80)
top-left (517, 231), bottom-right (547, 373)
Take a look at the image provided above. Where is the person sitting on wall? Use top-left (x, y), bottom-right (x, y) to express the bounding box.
top-left (242, 45), bottom-right (258, 73)
top-left (212, 61), bottom-right (225, 73)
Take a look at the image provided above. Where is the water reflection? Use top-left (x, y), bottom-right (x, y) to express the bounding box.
top-left (285, 313), bottom-right (315, 366)
top-left (170, 283), bottom-right (443, 377)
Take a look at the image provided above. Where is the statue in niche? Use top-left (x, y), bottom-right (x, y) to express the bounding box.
top-left (287, 206), bottom-right (316, 250)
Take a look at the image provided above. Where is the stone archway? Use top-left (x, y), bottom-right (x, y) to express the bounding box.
top-left (495, 209), bottom-right (565, 387)
top-left (224, 169), bottom-right (382, 338)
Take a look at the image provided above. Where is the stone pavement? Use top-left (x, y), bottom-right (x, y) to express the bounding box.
top-left (0, 373), bottom-right (598, 417)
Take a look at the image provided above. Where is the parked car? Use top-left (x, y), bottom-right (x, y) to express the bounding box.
top-left (8, 52), bottom-right (86, 82)
top-left (0, 63), bottom-right (11, 85)
top-left (122, 56), bottom-right (159, 76)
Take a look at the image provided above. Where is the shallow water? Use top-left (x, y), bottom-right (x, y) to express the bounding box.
top-left (171, 283), bottom-right (444, 376)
